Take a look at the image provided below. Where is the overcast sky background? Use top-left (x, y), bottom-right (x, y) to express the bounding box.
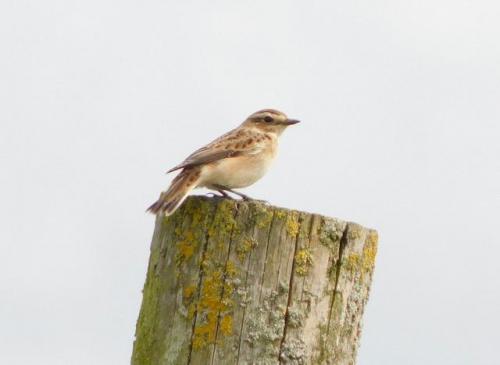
top-left (1, 1), bottom-right (499, 364)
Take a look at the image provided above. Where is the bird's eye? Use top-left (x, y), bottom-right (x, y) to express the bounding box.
top-left (264, 116), bottom-right (273, 123)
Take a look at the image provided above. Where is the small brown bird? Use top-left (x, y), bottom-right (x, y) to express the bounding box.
top-left (147, 109), bottom-right (300, 215)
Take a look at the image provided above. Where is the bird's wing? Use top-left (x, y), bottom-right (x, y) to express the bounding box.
top-left (167, 128), bottom-right (265, 173)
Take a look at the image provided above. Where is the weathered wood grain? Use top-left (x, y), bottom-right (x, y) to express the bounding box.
top-left (131, 196), bottom-right (378, 365)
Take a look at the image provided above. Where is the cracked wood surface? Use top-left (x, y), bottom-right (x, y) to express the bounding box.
top-left (131, 196), bottom-right (378, 365)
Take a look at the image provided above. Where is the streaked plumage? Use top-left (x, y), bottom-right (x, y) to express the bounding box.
top-left (148, 109), bottom-right (299, 215)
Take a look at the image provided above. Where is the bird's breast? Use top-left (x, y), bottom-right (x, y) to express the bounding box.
top-left (200, 145), bottom-right (276, 189)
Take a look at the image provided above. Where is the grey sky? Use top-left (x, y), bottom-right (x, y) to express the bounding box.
top-left (1, 1), bottom-right (499, 364)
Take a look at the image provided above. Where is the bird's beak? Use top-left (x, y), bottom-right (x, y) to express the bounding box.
top-left (282, 118), bottom-right (300, 125)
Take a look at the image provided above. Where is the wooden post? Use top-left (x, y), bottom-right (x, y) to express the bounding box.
top-left (131, 196), bottom-right (378, 365)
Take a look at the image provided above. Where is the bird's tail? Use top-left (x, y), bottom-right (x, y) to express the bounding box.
top-left (147, 168), bottom-right (202, 216)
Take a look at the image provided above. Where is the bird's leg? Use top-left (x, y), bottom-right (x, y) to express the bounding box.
top-left (216, 189), bottom-right (232, 198)
top-left (212, 184), bottom-right (265, 202)
top-left (206, 186), bottom-right (233, 199)
top-left (226, 189), bottom-right (252, 201)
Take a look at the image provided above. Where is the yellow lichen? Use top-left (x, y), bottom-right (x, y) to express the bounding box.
top-left (295, 248), bottom-right (313, 276)
top-left (343, 231), bottom-right (378, 277)
top-left (200, 252), bottom-right (211, 272)
top-left (345, 253), bottom-right (361, 272)
top-left (362, 230), bottom-right (378, 271)
top-left (208, 200), bottom-right (236, 237)
top-left (275, 210), bottom-right (287, 220)
top-left (191, 260), bottom-right (238, 350)
top-left (236, 236), bottom-right (258, 262)
top-left (191, 269), bottom-right (225, 349)
top-left (183, 284), bottom-right (197, 301)
top-left (184, 198), bottom-right (205, 226)
top-left (175, 231), bottom-right (196, 265)
top-left (286, 212), bottom-right (300, 237)
top-left (187, 303), bottom-right (197, 320)
top-left (225, 261), bottom-right (238, 278)
top-left (252, 204), bottom-right (273, 228)
top-left (220, 315), bottom-right (233, 336)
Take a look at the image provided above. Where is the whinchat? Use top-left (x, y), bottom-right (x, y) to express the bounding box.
top-left (147, 109), bottom-right (300, 215)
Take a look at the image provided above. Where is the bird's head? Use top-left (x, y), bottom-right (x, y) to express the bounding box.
top-left (242, 109), bottom-right (300, 135)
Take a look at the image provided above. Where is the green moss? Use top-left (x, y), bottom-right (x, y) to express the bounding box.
top-left (295, 248), bottom-right (313, 276)
top-left (132, 248), bottom-right (163, 364)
